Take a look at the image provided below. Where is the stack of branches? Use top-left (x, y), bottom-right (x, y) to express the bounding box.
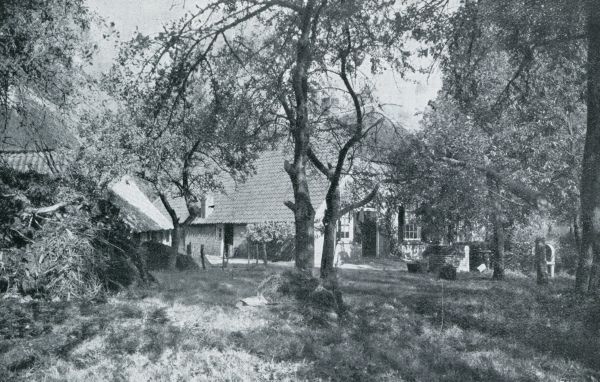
top-left (0, 167), bottom-right (153, 301)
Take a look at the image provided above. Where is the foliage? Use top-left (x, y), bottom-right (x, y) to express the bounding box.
top-left (82, 21), bottom-right (282, 213)
top-left (0, 0), bottom-right (94, 105)
top-left (504, 219), bottom-right (548, 272)
top-left (111, 0), bottom-right (450, 270)
top-left (0, 167), bottom-right (64, 247)
top-left (0, 0), bottom-right (97, 153)
top-left (242, 222), bottom-right (295, 262)
top-left (385, 0), bottom-right (586, 248)
top-left (556, 232), bottom-right (580, 275)
top-left (245, 221), bottom-right (294, 244)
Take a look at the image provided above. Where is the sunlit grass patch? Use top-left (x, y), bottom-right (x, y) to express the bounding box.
top-left (2, 263), bottom-right (600, 381)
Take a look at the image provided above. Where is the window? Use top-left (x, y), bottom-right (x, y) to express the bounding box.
top-left (337, 216), bottom-right (351, 240)
top-left (403, 223), bottom-right (421, 241)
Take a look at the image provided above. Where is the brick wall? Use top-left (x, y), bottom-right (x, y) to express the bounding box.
top-left (184, 225), bottom-right (221, 259)
top-left (183, 224), bottom-right (248, 260)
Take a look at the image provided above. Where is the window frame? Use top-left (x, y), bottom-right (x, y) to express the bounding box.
top-left (403, 223), bottom-right (421, 241)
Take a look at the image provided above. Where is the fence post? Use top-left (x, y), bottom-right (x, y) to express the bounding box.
top-left (200, 244), bottom-right (206, 270)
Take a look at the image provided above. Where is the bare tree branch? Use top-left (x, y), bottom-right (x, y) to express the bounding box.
top-left (339, 184), bottom-right (380, 217)
top-left (284, 200), bottom-right (296, 211)
top-left (440, 156), bottom-right (550, 210)
top-left (307, 146), bottom-right (332, 178)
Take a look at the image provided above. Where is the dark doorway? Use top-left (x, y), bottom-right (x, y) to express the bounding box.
top-left (361, 212), bottom-right (377, 257)
top-left (224, 224), bottom-right (234, 257)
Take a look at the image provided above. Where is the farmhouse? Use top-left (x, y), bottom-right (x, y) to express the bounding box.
top-left (144, 150), bottom-right (424, 267)
top-left (109, 176), bottom-right (175, 245)
top-left (182, 150), bottom-right (328, 265)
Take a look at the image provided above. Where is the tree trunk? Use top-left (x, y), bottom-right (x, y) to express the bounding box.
top-left (159, 194), bottom-right (179, 271)
top-left (492, 216), bottom-right (505, 280)
top-left (573, 215), bottom-right (581, 253)
top-left (284, 0), bottom-right (317, 273)
top-left (170, 224), bottom-right (180, 270)
top-left (535, 237), bottom-right (549, 285)
top-left (487, 176), bottom-right (505, 280)
top-left (320, 185), bottom-right (340, 280)
top-left (263, 242), bottom-right (268, 265)
top-left (577, 0), bottom-right (600, 293)
top-left (292, 191), bottom-right (315, 270)
top-left (447, 222), bottom-right (457, 244)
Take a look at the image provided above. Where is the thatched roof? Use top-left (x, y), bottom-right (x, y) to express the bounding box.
top-left (109, 176), bottom-right (174, 233)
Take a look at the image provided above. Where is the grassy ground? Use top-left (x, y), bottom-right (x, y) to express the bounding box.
top-left (1, 259), bottom-right (599, 381)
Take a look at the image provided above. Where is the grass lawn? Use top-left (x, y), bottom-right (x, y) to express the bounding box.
top-left (1, 259), bottom-right (599, 381)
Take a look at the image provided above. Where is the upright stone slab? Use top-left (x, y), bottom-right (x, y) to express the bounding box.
top-left (545, 244), bottom-right (555, 278)
top-left (457, 245), bottom-right (470, 272)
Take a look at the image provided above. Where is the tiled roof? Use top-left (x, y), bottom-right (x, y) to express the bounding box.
top-left (153, 196), bottom-right (190, 224)
top-left (191, 150), bottom-right (329, 225)
top-left (0, 150), bottom-right (66, 174)
top-left (109, 176), bottom-right (174, 233)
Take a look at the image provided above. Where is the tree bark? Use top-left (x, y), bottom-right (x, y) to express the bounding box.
top-left (577, 0), bottom-right (600, 293)
top-left (320, 185), bottom-right (340, 280)
top-left (535, 237), bottom-right (549, 285)
top-left (487, 175), bottom-right (505, 280)
top-left (159, 194), bottom-right (179, 271)
top-left (284, 0), bottom-right (318, 273)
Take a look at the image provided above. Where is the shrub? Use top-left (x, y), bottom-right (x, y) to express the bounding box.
top-left (556, 232), bottom-right (579, 274)
top-left (504, 219), bottom-right (551, 272)
top-left (243, 222), bottom-right (295, 262)
top-left (140, 241), bottom-right (199, 271)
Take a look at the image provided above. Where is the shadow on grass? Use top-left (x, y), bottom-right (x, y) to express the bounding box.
top-left (340, 269), bottom-right (600, 375)
top-left (3, 266), bottom-right (599, 381)
top-left (151, 268), bottom-right (272, 307)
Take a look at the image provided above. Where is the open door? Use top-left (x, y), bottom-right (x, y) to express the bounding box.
top-left (361, 211), bottom-right (378, 257)
top-left (224, 224), bottom-right (234, 257)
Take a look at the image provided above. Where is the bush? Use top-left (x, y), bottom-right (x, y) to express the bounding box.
top-left (556, 233), bottom-right (579, 274)
top-left (407, 262), bottom-right (427, 273)
top-left (140, 242), bottom-right (199, 271)
top-left (504, 218), bottom-right (552, 272)
top-left (439, 264), bottom-right (457, 280)
top-left (422, 244), bottom-right (465, 272)
top-left (243, 222), bottom-right (295, 262)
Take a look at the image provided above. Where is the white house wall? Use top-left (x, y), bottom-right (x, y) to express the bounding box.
top-left (313, 199), bottom-right (326, 268)
top-left (313, 198), bottom-right (361, 268)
